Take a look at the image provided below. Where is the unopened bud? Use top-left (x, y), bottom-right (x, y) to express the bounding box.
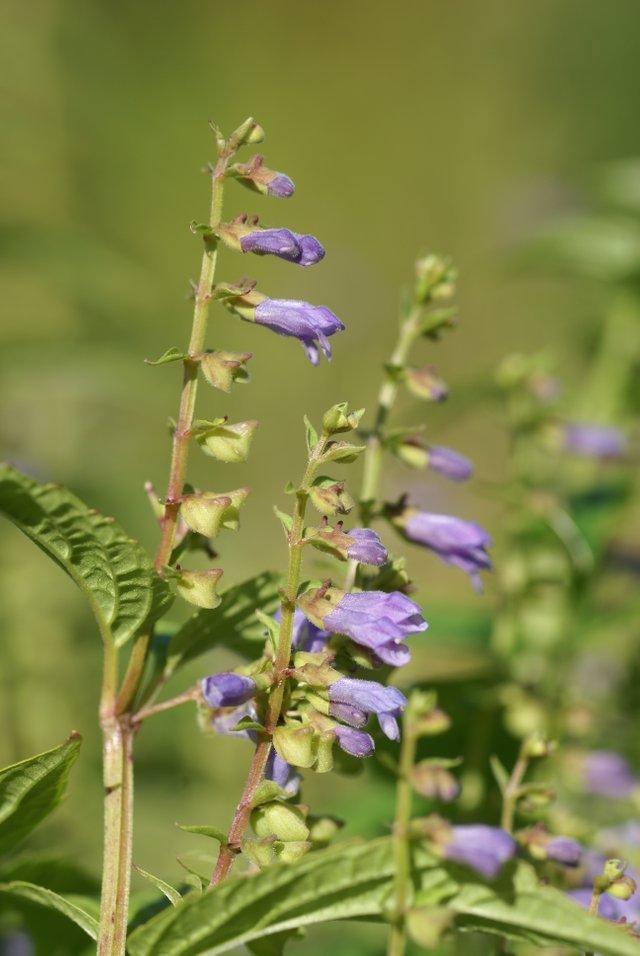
top-left (607, 876), bottom-right (637, 901)
top-left (176, 568), bottom-right (223, 609)
top-left (414, 254), bottom-right (456, 305)
top-left (306, 814), bottom-right (343, 845)
top-left (251, 801), bottom-right (309, 842)
top-left (275, 840), bottom-right (311, 864)
top-left (229, 117), bottom-right (265, 148)
top-left (404, 366), bottom-right (449, 402)
top-left (322, 402), bottom-right (365, 435)
top-left (521, 731), bottom-right (555, 760)
top-left (411, 763), bottom-right (460, 802)
top-left (195, 419), bottom-right (258, 463)
top-left (199, 350), bottom-right (252, 392)
top-left (273, 725), bottom-right (317, 769)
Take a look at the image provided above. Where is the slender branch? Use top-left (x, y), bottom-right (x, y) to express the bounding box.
top-left (387, 710), bottom-right (418, 956)
top-left (209, 432), bottom-right (330, 886)
top-left (500, 754), bottom-right (528, 833)
top-left (132, 686), bottom-right (199, 726)
top-left (154, 155), bottom-right (229, 574)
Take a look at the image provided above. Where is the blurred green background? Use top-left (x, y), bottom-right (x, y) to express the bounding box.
top-left (2, 1), bottom-right (640, 952)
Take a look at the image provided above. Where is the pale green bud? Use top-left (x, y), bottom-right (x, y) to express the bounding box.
top-left (195, 419), bottom-right (258, 463)
top-left (176, 568), bottom-right (223, 609)
top-left (199, 349), bottom-right (252, 392)
top-left (273, 725), bottom-right (317, 769)
top-left (251, 801), bottom-right (310, 842)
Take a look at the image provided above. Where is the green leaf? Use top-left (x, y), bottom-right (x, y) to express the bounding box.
top-left (273, 506), bottom-right (293, 534)
top-left (145, 347), bottom-right (186, 366)
top-left (176, 824), bottom-right (227, 845)
top-left (0, 465), bottom-right (172, 647)
top-left (0, 880), bottom-right (98, 939)
top-left (450, 863), bottom-right (640, 956)
top-left (489, 755), bottom-right (510, 796)
top-left (134, 866), bottom-right (182, 907)
top-left (318, 442), bottom-right (365, 465)
top-left (126, 838), bottom-right (447, 956)
top-left (0, 734), bottom-right (81, 856)
top-left (165, 571), bottom-right (281, 675)
top-left (303, 415), bottom-right (318, 454)
top-left (127, 841), bottom-right (640, 956)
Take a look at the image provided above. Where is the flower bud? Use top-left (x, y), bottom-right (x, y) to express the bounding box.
top-left (407, 907), bottom-right (453, 950)
top-left (520, 731), bottom-right (555, 761)
top-left (176, 568), bottom-right (223, 609)
top-left (404, 366), bottom-right (449, 402)
top-left (273, 725), bottom-right (317, 769)
top-left (194, 419), bottom-right (258, 463)
top-left (241, 835), bottom-right (276, 869)
top-left (413, 709), bottom-right (452, 737)
top-left (199, 350), bottom-right (252, 392)
top-left (322, 402), bottom-right (365, 435)
top-left (414, 255), bottom-right (456, 305)
top-left (228, 117), bottom-right (265, 148)
top-left (309, 477), bottom-right (354, 516)
top-left (230, 154), bottom-right (295, 198)
top-left (607, 876), bottom-right (637, 901)
top-left (179, 493), bottom-right (232, 538)
top-left (251, 801), bottom-right (310, 842)
top-left (306, 814), bottom-right (344, 846)
top-left (275, 840), bottom-right (311, 864)
top-left (411, 762), bottom-right (460, 802)
top-left (390, 435), bottom-right (429, 470)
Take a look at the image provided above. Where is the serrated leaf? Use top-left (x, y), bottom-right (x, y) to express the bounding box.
top-left (127, 840), bottom-right (640, 956)
top-left (134, 866), bottom-right (182, 907)
top-left (126, 839), bottom-right (447, 956)
top-left (303, 415), bottom-right (318, 454)
top-left (176, 824), bottom-right (227, 845)
top-left (0, 881), bottom-right (98, 939)
top-left (0, 734), bottom-right (81, 856)
top-left (0, 465), bottom-right (172, 647)
top-left (165, 571), bottom-right (281, 676)
top-left (450, 863), bottom-right (640, 956)
top-left (145, 348), bottom-right (186, 367)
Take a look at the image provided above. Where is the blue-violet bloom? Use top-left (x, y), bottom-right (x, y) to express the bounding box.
top-left (346, 528), bottom-right (387, 566)
top-left (253, 299), bottom-right (344, 365)
top-left (546, 837), bottom-right (582, 867)
top-left (334, 725), bottom-right (375, 757)
top-left (329, 677), bottom-right (407, 741)
top-left (281, 607), bottom-right (330, 654)
top-left (201, 673), bottom-right (257, 708)
top-left (403, 512), bottom-right (492, 592)
top-left (267, 173), bottom-right (295, 198)
top-left (427, 445), bottom-right (474, 482)
top-left (444, 825), bottom-right (516, 879)
top-left (240, 228), bottom-right (325, 266)
top-left (563, 423), bottom-right (626, 459)
top-left (583, 750), bottom-right (637, 799)
top-left (323, 590), bottom-right (427, 667)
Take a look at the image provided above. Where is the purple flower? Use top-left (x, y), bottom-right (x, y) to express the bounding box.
top-left (444, 825), bottom-right (516, 879)
top-left (329, 677), bottom-right (406, 741)
top-left (265, 747), bottom-right (301, 796)
top-left (346, 528), bottom-right (387, 566)
top-left (584, 751), bottom-right (637, 799)
top-left (209, 701), bottom-right (257, 739)
top-left (403, 512), bottom-right (492, 592)
top-left (427, 446), bottom-right (474, 482)
top-left (563, 423), bottom-right (627, 459)
top-left (334, 725), bottom-right (375, 757)
top-left (281, 607), bottom-right (330, 653)
top-left (240, 228), bottom-right (325, 266)
top-left (253, 299), bottom-right (345, 365)
top-left (323, 590), bottom-right (428, 667)
top-left (201, 673), bottom-right (257, 708)
top-left (267, 173), bottom-right (295, 198)
top-left (546, 837), bottom-right (582, 867)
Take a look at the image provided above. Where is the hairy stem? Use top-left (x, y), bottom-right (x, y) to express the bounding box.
top-left (500, 754), bottom-right (528, 833)
top-left (155, 156), bottom-right (229, 574)
top-left (387, 712), bottom-right (418, 956)
top-left (98, 717), bottom-right (134, 956)
top-left (210, 432), bottom-right (330, 886)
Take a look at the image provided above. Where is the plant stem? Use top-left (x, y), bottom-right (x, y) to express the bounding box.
top-left (500, 754), bottom-right (528, 833)
top-left (132, 686), bottom-right (199, 726)
top-left (98, 716), bottom-right (134, 956)
top-left (155, 155), bottom-right (229, 574)
top-left (209, 432), bottom-right (329, 886)
top-left (387, 711), bottom-right (418, 956)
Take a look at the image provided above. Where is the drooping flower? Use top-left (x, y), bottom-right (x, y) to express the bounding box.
top-left (443, 825), bottom-right (516, 879)
top-left (201, 673), bottom-right (257, 708)
top-left (427, 445), bottom-right (474, 482)
top-left (345, 528), bottom-right (387, 566)
top-left (254, 299), bottom-right (344, 365)
top-left (400, 511), bottom-right (492, 592)
top-left (333, 725), bottom-right (375, 757)
top-left (328, 677), bottom-right (406, 741)
top-left (322, 590), bottom-right (428, 667)
top-left (583, 750), bottom-right (637, 799)
top-left (563, 423), bottom-right (627, 459)
top-left (240, 228), bottom-right (325, 266)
